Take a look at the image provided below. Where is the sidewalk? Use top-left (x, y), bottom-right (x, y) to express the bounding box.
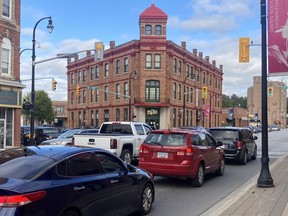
top-left (201, 156), bottom-right (288, 216)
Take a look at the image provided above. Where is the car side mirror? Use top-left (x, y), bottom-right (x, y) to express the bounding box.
top-left (217, 141), bottom-right (223, 147)
top-left (253, 136), bottom-right (258, 140)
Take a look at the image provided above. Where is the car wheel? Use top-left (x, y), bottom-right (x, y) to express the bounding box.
top-left (120, 149), bottom-right (132, 164)
top-left (241, 150), bottom-right (248, 165)
top-left (138, 183), bottom-right (154, 215)
top-left (191, 164), bottom-right (204, 187)
top-left (216, 157), bottom-right (225, 176)
top-left (61, 210), bottom-right (79, 216)
top-left (251, 146), bottom-right (257, 160)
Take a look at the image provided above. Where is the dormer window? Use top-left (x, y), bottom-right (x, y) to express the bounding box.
top-left (145, 25), bottom-right (152, 35)
top-left (155, 25), bottom-right (162, 35)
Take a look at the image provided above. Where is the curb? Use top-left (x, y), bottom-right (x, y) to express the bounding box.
top-left (200, 156), bottom-right (286, 216)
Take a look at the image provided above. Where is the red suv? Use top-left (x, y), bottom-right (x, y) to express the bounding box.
top-left (139, 129), bottom-right (225, 187)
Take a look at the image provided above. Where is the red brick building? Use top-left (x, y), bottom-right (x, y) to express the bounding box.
top-left (0, 1), bottom-right (24, 148)
top-left (66, 4), bottom-right (223, 129)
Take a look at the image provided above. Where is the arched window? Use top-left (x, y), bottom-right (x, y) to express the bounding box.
top-left (145, 25), bottom-right (152, 35)
top-left (145, 80), bottom-right (160, 102)
top-left (1, 38), bottom-right (11, 76)
top-left (155, 25), bottom-right (162, 35)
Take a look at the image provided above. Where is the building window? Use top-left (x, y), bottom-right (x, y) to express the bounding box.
top-left (1, 38), bottom-right (11, 75)
top-left (173, 83), bottom-right (176, 99)
top-left (145, 80), bottom-right (160, 102)
top-left (154, 54), bottom-right (161, 69)
top-left (190, 111), bottom-right (193, 126)
top-left (90, 90), bottom-right (94, 103)
top-left (104, 86), bottom-right (108, 101)
top-left (104, 63), bottom-right (109, 77)
top-left (178, 60), bottom-right (182, 76)
top-left (210, 75), bottom-right (213, 86)
top-left (190, 66), bottom-right (194, 79)
top-left (82, 69), bottom-right (86, 82)
top-left (196, 69), bottom-right (200, 82)
top-left (202, 72), bottom-right (206, 84)
top-left (95, 89), bottom-right (99, 102)
top-left (178, 109), bottom-right (181, 127)
top-left (145, 25), bottom-right (152, 35)
top-left (124, 108), bottom-right (128, 121)
top-left (104, 110), bottom-right (109, 122)
top-left (155, 25), bottom-right (162, 35)
top-left (173, 108), bottom-right (176, 127)
top-left (83, 90), bottom-right (86, 104)
top-left (186, 64), bottom-right (189, 77)
top-left (186, 86), bottom-right (189, 102)
top-left (95, 66), bottom-right (99, 79)
top-left (173, 58), bottom-right (177, 74)
top-left (78, 91), bottom-right (81, 104)
top-left (71, 92), bottom-right (74, 105)
top-left (116, 60), bottom-right (120, 74)
top-left (2, 0), bottom-right (11, 18)
top-left (71, 73), bottom-right (75, 85)
top-left (190, 88), bottom-right (193, 103)
top-left (78, 111), bottom-right (82, 127)
top-left (78, 71), bottom-right (81, 83)
top-left (116, 109), bottom-right (120, 121)
top-left (124, 58), bottom-right (128, 73)
top-left (71, 112), bottom-right (75, 128)
top-left (90, 67), bottom-right (94, 80)
top-left (91, 110), bottom-right (94, 128)
top-left (178, 84), bottom-right (181, 100)
top-left (124, 82), bottom-right (128, 98)
top-left (116, 83), bottom-right (120, 100)
top-left (145, 54), bottom-right (152, 69)
top-left (95, 110), bottom-right (99, 127)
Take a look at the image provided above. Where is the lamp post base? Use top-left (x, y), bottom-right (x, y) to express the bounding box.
top-left (257, 159), bottom-right (274, 188)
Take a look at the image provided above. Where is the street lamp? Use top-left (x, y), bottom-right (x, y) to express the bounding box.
top-left (128, 70), bottom-right (137, 121)
top-left (183, 72), bottom-right (195, 126)
top-left (30, 16), bottom-right (54, 145)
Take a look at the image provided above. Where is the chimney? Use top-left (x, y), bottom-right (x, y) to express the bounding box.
top-left (199, 52), bottom-right (203, 59)
top-left (110, 41), bottom-right (115, 49)
top-left (220, 65), bottom-right (223, 71)
top-left (212, 60), bottom-right (216, 66)
top-left (181, 41), bottom-right (186, 49)
top-left (193, 49), bottom-right (197, 55)
top-left (86, 50), bottom-right (91, 56)
top-left (204, 56), bottom-right (209, 62)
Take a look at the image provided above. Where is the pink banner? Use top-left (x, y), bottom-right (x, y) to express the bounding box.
top-left (268, 0), bottom-right (288, 76)
top-left (205, 104), bottom-right (210, 117)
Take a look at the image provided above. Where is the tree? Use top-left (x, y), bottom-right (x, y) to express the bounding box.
top-left (22, 90), bottom-right (54, 125)
top-left (222, 94), bottom-right (247, 108)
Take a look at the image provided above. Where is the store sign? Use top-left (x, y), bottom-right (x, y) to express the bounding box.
top-left (0, 90), bottom-right (17, 105)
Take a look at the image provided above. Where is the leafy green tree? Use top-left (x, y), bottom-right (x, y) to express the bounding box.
top-left (222, 94), bottom-right (247, 108)
top-left (22, 90), bottom-right (54, 125)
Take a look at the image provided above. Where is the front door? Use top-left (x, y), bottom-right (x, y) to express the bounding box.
top-left (0, 120), bottom-right (6, 149)
top-left (146, 108), bottom-right (160, 129)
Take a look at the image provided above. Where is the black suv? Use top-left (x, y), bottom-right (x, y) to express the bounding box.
top-left (208, 127), bottom-right (257, 164)
top-left (34, 126), bottom-right (61, 145)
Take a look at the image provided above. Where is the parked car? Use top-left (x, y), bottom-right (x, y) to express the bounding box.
top-left (270, 125), bottom-right (281, 131)
top-left (34, 126), bottom-right (61, 145)
top-left (179, 126), bottom-right (207, 132)
top-left (139, 128), bottom-right (225, 187)
top-left (40, 128), bottom-right (99, 145)
top-left (0, 145), bottom-right (155, 216)
top-left (207, 127), bottom-right (257, 165)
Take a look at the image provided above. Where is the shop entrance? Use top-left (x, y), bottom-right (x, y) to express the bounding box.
top-left (0, 120), bottom-right (5, 149)
top-left (146, 108), bottom-right (160, 129)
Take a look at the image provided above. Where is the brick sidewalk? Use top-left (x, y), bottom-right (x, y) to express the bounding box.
top-left (219, 156), bottom-right (288, 216)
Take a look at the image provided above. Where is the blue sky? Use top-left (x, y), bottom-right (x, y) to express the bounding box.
top-left (20, 0), bottom-right (282, 101)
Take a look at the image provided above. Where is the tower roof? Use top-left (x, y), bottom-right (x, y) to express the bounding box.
top-left (140, 4), bottom-right (168, 19)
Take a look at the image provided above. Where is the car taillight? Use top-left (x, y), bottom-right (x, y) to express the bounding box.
top-left (110, 139), bottom-right (117, 149)
top-left (71, 137), bottom-right (75, 145)
top-left (139, 145), bottom-right (149, 154)
top-left (177, 147), bottom-right (193, 156)
top-left (0, 191), bottom-right (46, 207)
top-left (237, 141), bottom-right (243, 149)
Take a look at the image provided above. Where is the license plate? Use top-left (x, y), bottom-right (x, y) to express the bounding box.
top-left (157, 152), bottom-right (168, 158)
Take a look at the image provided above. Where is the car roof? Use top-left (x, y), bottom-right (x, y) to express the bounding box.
top-left (150, 128), bottom-right (201, 135)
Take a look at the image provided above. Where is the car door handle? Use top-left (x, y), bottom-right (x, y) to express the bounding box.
top-left (110, 179), bottom-right (119, 184)
top-left (73, 186), bottom-right (85, 191)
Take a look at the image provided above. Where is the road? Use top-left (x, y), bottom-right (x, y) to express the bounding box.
top-left (132, 129), bottom-right (288, 216)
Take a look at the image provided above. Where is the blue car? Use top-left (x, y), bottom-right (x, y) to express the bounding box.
top-left (0, 145), bottom-right (155, 216)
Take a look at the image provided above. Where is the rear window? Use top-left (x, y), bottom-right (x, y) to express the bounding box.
top-left (100, 124), bottom-right (132, 134)
top-left (0, 149), bottom-right (54, 180)
top-left (209, 129), bottom-right (239, 140)
top-left (145, 133), bottom-right (186, 146)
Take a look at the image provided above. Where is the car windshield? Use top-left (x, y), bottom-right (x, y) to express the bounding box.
top-left (145, 133), bottom-right (186, 146)
top-left (58, 129), bottom-right (79, 139)
top-left (0, 148), bottom-right (54, 180)
top-left (209, 130), bottom-right (239, 140)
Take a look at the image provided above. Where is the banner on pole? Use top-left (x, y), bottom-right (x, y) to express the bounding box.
top-left (268, 0), bottom-right (288, 76)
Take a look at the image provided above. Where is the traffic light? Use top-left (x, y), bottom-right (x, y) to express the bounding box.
top-left (22, 100), bottom-right (32, 111)
top-left (76, 85), bottom-right (80, 96)
top-left (52, 79), bottom-right (57, 91)
top-left (202, 86), bottom-right (208, 98)
top-left (268, 87), bottom-right (273, 97)
top-left (94, 42), bottom-right (104, 61)
top-left (239, 37), bottom-right (250, 63)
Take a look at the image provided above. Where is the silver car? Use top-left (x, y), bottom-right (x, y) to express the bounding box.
top-left (40, 128), bottom-right (99, 145)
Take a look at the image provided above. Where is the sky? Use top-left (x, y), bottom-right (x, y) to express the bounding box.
top-left (19, 0), bottom-right (286, 101)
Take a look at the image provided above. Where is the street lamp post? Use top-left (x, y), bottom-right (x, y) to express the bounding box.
top-left (30, 16), bottom-right (54, 146)
top-left (128, 70), bottom-right (137, 121)
top-left (183, 72), bottom-right (194, 126)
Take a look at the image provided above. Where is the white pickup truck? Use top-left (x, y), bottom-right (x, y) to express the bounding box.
top-left (72, 121), bottom-right (153, 164)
